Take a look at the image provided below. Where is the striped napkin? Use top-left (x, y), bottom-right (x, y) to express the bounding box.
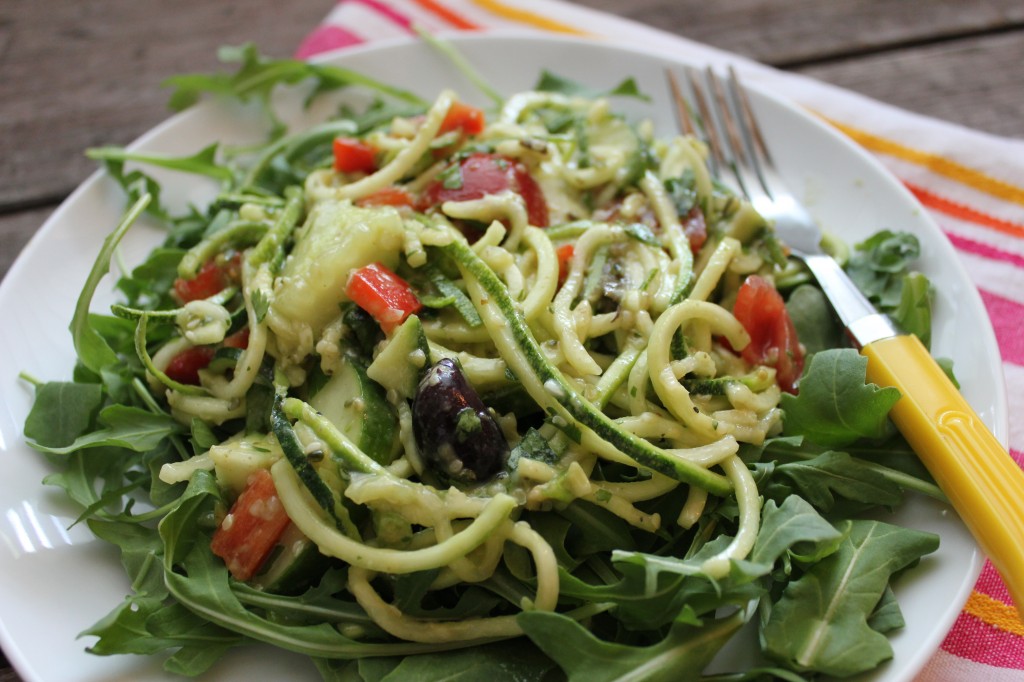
top-left (297, 1), bottom-right (1024, 679)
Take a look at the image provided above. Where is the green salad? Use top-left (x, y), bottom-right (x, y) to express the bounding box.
top-left (21, 43), bottom-right (948, 681)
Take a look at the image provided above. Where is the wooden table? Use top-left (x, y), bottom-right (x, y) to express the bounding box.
top-left (0, 1), bottom-right (1021, 679)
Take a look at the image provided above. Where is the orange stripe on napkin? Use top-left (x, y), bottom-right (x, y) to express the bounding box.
top-left (906, 181), bottom-right (1024, 240)
top-left (963, 591), bottom-right (1024, 637)
top-left (470, 0), bottom-right (589, 35)
top-left (412, 0), bottom-right (481, 29)
top-left (825, 120), bottom-right (1024, 208)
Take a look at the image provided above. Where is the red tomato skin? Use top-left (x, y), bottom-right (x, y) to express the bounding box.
top-left (164, 346), bottom-right (215, 385)
top-left (211, 469), bottom-right (291, 582)
top-left (439, 102), bottom-right (486, 136)
top-left (346, 263), bottom-right (422, 333)
top-left (556, 244), bottom-right (575, 286)
top-left (681, 207), bottom-right (708, 254)
top-left (418, 153), bottom-right (549, 227)
top-left (732, 275), bottom-right (805, 393)
top-left (333, 137), bottom-right (377, 174)
top-left (223, 328), bottom-right (250, 349)
top-left (356, 186), bottom-right (415, 208)
top-left (173, 260), bottom-right (226, 303)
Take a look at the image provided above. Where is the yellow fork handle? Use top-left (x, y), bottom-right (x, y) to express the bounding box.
top-left (862, 334), bottom-right (1024, 618)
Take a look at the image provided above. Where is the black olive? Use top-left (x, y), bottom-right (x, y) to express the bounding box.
top-left (412, 358), bottom-right (509, 484)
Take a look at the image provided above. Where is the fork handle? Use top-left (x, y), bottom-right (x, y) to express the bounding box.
top-left (863, 334), bottom-right (1024, 618)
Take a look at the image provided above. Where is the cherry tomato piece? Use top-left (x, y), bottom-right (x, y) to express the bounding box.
top-left (732, 275), bottom-right (805, 393)
top-left (164, 346), bottom-right (215, 385)
top-left (418, 153), bottom-right (549, 227)
top-left (210, 469), bottom-right (291, 581)
top-left (355, 186), bottom-right (415, 208)
top-left (346, 263), bottom-right (422, 333)
top-left (439, 101), bottom-right (486, 137)
top-left (681, 206), bottom-right (708, 254)
top-left (556, 243), bottom-right (575, 286)
top-left (223, 328), bottom-right (250, 349)
top-left (173, 260), bottom-right (227, 303)
top-left (333, 137), bottom-right (377, 174)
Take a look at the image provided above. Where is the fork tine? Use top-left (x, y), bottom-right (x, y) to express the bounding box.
top-left (681, 66), bottom-right (725, 178)
top-left (664, 69), bottom-right (698, 138)
top-left (685, 67), bottom-right (754, 201)
top-left (704, 66), bottom-right (749, 170)
top-left (723, 66), bottom-right (775, 201)
top-left (726, 66), bottom-right (773, 170)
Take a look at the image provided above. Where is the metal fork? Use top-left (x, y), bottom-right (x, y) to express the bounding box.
top-left (667, 65), bottom-right (1024, 618)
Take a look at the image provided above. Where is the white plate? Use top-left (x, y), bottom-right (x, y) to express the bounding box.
top-left (0, 34), bottom-right (1001, 682)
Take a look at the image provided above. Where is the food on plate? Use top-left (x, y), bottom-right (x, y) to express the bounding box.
top-left (22, 46), bottom-right (946, 680)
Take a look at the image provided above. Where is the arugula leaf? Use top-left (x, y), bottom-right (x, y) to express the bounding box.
top-left (28, 405), bottom-right (183, 455)
top-left (116, 247), bottom-right (185, 309)
top-left (534, 70), bottom-right (650, 101)
top-left (784, 284), bottom-right (844, 356)
top-left (892, 271), bottom-right (933, 348)
top-left (71, 195), bottom-right (151, 374)
top-left (762, 520), bottom-right (939, 677)
top-left (781, 349), bottom-right (900, 447)
top-left (519, 606), bottom-right (748, 681)
top-left (87, 144), bottom-right (234, 182)
top-left (42, 446), bottom-right (136, 512)
top-left (868, 585), bottom-right (906, 635)
top-left (774, 451), bottom-right (904, 512)
top-left (82, 596), bottom-right (191, 656)
top-left (23, 382), bottom-right (104, 449)
top-left (845, 230), bottom-right (924, 310)
top-left (88, 518), bottom-right (168, 597)
top-left (377, 641), bottom-right (556, 681)
top-left (164, 43), bottom-right (426, 138)
top-left (748, 496), bottom-right (843, 571)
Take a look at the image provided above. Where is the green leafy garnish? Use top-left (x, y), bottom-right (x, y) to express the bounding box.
top-left (534, 70), bottom-right (650, 101)
top-left (781, 349), bottom-right (901, 447)
top-left (762, 520), bottom-right (939, 677)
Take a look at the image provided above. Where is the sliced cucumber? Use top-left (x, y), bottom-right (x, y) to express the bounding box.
top-left (366, 314), bottom-right (430, 400)
top-left (209, 432), bottom-right (283, 496)
top-left (251, 523), bottom-right (330, 594)
top-left (310, 354), bottom-right (400, 465)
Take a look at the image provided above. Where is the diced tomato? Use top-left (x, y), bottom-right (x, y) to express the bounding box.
top-left (732, 275), bottom-right (804, 394)
top-left (418, 153), bottom-right (549, 227)
top-left (211, 469), bottom-right (291, 582)
top-left (346, 263), bottom-right (422, 333)
top-left (223, 327), bottom-right (250, 349)
top-left (173, 260), bottom-right (228, 303)
top-left (164, 346), bottom-right (215, 385)
top-left (439, 101), bottom-right (486, 137)
top-left (356, 186), bottom-right (415, 208)
top-left (333, 137), bottom-right (377, 174)
top-left (556, 244), bottom-right (575, 286)
top-left (681, 206), bottom-right (708, 254)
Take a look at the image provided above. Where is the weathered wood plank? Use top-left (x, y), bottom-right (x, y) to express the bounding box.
top-left (0, 0), bottom-right (331, 211)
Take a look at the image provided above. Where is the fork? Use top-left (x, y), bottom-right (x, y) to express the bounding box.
top-left (668, 65), bottom-right (1024, 617)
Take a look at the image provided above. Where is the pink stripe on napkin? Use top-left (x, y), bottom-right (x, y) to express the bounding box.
top-left (978, 290), bottom-right (1024, 365)
top-left (295, 25), bottom-right (365, 59)
top-left (943, 609), bottom-right (1024, 668)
